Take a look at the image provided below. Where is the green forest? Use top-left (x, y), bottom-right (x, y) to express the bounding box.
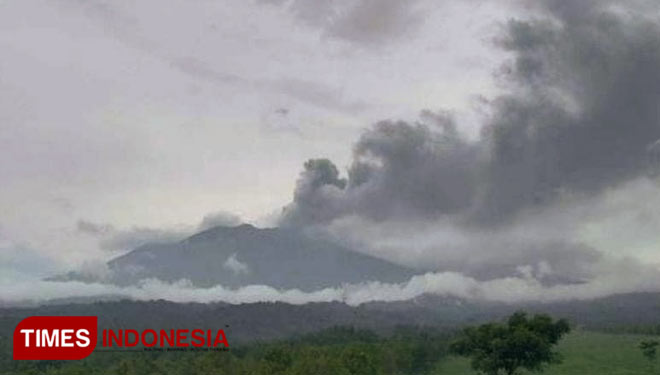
top-left (3, 326), bottom-right (449, 375)
top-left (3, 314), bottom-right (660, 375)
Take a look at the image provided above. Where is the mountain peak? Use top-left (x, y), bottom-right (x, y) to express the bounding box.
top-left (75, 225), bottom-right (417, 290)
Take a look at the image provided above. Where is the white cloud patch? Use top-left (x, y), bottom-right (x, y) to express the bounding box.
top-left (2, 261), bottom-right (660, 307)
top-left (223, 253), bottom-right (250, 275)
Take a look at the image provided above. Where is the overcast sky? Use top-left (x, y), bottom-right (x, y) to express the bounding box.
top-left (3, 0), bottom-right (660, 305)
top-left (0, 0), bottom-right (515, 274)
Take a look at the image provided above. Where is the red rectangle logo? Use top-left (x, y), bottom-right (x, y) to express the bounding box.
top-left (13, 316), bottom-right (98, 360)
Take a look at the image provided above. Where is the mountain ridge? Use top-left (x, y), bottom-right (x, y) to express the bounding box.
top-left (52, 224), bottom-right (418, 291)
top-left (3, 292), bottom-right (660, 344)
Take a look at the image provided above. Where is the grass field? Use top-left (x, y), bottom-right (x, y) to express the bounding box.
top-left (436, 331), bottom-right (660, 374)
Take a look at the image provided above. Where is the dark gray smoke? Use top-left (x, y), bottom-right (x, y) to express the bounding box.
top-left (280, 112), bottom-right (478, 225)
top-left (281, 0), bottom-right (660, 227)
top-left (475, 1), bottom-right (660, 223)
top-left (281, 159), bottom-right (348, 226)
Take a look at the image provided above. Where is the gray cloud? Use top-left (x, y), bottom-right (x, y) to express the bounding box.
top-left (282, 0), bottom-right (660, 227)
top-left (198, 211), bottom-right (242, 231)
top-left (474, 2), bottom-right (660, 223)
top-left (323, 0), bottom-right (425, 46)
top-left (260, 0), bottom-right (426, 46)
top-left (317, 213), bottom-right (603, 285)
top-left (348, 111), bottom-right (478, 220)
top-left (275, 0), bottom-right (660, 292)
top-left (280, 111), bottom-right (479, 225)
top-left (294, 173), bottom-right (660, 294)
top-left (78, 211), bottom-right (243, 252)
top-left (77, 220), bottom-right (114, 236)
top-left (5, 0), bottom-right (660, 304)
top-left (281, 159), bottom-right (348, 226)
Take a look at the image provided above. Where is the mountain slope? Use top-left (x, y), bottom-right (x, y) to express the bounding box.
top-left (58, 224), bottom-right (417, 290)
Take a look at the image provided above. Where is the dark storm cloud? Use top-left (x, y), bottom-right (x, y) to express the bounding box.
top-left (280, 111), bottom-right (478, 226)
top-left (281, 159), bottom-right (348, 226)
top-left (474, 3), bottom-right (660, 223)
top-left (348, 111), bottom-right (477, 219)
top-left (281, 0), bottom-right (660, 227)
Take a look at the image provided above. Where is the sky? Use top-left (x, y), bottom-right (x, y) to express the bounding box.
top-left (0, 0), bottom-right (510, 273)
top-left (2, 0), bottom-right (660, 304)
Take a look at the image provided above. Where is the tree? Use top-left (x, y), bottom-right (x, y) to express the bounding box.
top-left (639, 340), bottom-right (659, 373)
top-left (450, 311), bottom-right (570, 375)
top-left (289, 347), bottom-right (349, 375)
top-left (262, 346), bottom-right (293, 375)
top-left (341, 345), bottom-right (379, 375)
